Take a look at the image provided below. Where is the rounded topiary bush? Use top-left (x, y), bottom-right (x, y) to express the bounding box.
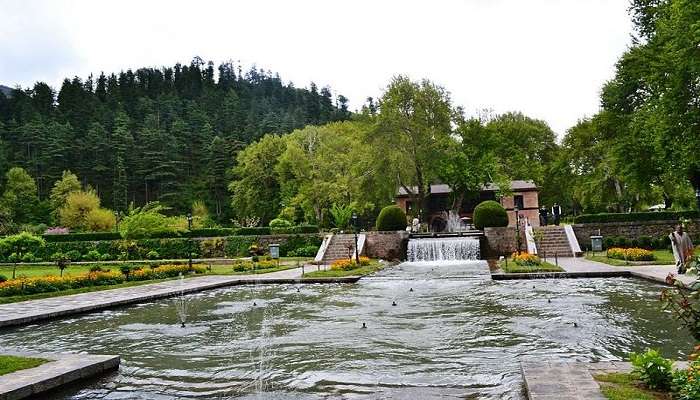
top-left (269, 218), bottom-right (292, 228)
top-left (376, 205), bottom-right (407, 231)
top-left (473, 200), bottom-right (508, 230)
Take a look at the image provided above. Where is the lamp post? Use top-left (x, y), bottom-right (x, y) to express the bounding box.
top-left (696, 188), bottom-right (700, 211)
top-left (514, 205), bottom-right (521, 255)
top-left (187, 213), bottom-right (193, 271)
top-left (352, 212), bottom-right (359, 264)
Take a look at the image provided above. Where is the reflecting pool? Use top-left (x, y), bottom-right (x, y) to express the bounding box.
top-left (0, 261), bottom-right (691, 399)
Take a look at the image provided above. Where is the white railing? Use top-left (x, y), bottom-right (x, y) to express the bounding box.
top-left (314, 234), bottom-right (333, 263)
top-left (564, 225), bottom-right (582, 256)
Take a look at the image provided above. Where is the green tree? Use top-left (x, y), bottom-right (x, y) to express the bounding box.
top-left (371, 76), bottom-right (455, 217)
top-left (439, 118), bottom-right (506, 211)
top-left (0, 232), bottom-right (45, 278)
top-left (0, 167), bottom-right (38, 224)
top-left (49, 170), bottom-right (81, 222)
top-left (602, 0), bottom-right (700, 209)
top-left (229, 134), bottom-right (287, 224)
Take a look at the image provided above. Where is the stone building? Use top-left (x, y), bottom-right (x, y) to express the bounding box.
top-left (395, 180), bottom-right (540, 231)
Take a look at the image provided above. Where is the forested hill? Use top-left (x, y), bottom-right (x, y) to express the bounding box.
top-left (0, 57), bottom-right (351, 220)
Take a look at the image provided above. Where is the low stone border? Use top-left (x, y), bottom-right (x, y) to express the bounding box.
top-left (492, 271), bottom-right (630, 280)
top-left (0, 273), bottom-right (361, 329)
top-left (0, 352), bottom-right (119, 400)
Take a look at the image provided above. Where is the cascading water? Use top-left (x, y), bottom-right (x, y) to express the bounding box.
top-left (406, 237), bottom-right (480, 262)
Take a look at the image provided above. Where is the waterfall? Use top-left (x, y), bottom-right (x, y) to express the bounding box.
top-left (407, 237), bottom-right (480, 262)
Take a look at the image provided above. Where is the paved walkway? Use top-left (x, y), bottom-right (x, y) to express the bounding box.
top-left (0, 266), bottom-right (340, 329)
top-left (557, 257), bottom-right (697, 286)
top-left (0, 351), bottom-right (119, 400)
top-left (521, 361), bottom-right (608, 400)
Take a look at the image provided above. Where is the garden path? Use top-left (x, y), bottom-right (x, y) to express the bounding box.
top-left (558, 257), bottom-right (697, 286)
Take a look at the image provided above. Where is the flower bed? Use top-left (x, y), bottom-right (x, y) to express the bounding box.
top-left (0, 264), bottom-right (206, 297)
top-left (331, 257), bottom-right (371, 271)
top-left (511, 252), bottom-right (541, 266)
top-left (606, 247), bottom-right (655, 261)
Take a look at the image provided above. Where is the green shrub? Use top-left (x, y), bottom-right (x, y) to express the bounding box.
top-left (225, 236), bottom-right (257, 257)
top-left (146, 250), bottom-right (160, 260)
top-left (287, 245), bottom-right (319, 257)
top-left (21, 252), bottom-right (35, 263)
top-left (65, 250), bottom-right (81, 262)
top-left (269, 218), bottom-right (292, 228)
top-left (89, 265), bottom-right (103, 272)
top-left (630, 348), bottom-right (674, 390)
top-left (200, 238), bottom-right (225, 258)
top-left (375, 205), bottom-right (407, 231)
top-left (100, 253), bottom-right (112, 261)
top-left (575, 210), bottom-right (700, 224)
top-left (673, 360), bottom-right (700, 400)
top-left (473, 201), bottom-right (508, 230)
top-left (637, 235), bottom-right (653, 249)
top-left (84, 250), bottom-right (102, 261)
top-left (279, 235), bottom-right (322, 256)
top-left (0, 275), bottom-right (6, 283)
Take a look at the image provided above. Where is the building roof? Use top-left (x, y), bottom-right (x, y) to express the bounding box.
top-left (397, 180), bottom-right (537, 197)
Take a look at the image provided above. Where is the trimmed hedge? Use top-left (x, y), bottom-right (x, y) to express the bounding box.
top-left (43, 232), bottom-right (121, 242)
top-left (24, 225), bottom-right (319, 243)
top-left (375, 206), bottom-right (407, 231)
top-left (601, 235), bottom-right (671, 250)
top-left (574, 211), bottom-right (700, 224)
top-left (473, 200), bottom-right (508, 230)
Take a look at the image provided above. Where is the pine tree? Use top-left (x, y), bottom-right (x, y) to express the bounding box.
top-left (113, 156), bottom-right (127, 212)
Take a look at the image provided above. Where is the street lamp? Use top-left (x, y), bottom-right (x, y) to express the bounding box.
top-left (352, 212), bottom-right (359, 264)
top-left (514, 205), bottom-right (521, 255)
top-left (187, 213), bottom-right (193, 271)
top-left (696, 188), bottom-right (700, 211)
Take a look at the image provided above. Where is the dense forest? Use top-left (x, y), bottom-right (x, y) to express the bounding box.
top-left (0, 57), bottom-right (351, 224)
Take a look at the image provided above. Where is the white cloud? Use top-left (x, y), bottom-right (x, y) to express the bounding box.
top-left (0, 0), bottom-right (633, 136)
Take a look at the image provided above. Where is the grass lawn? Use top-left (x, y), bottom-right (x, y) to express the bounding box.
top-left (585, 250), bottom-right (676, 266)
top-left (498, 259), bottom-right (564, 273)
top-left (0, 355), bottom-right (48, 376)
top-left (594, 372), bottom-right (671, 400)
top-left (303, 262), bottom-right (384, 278)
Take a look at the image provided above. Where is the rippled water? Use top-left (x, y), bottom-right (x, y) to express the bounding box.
top-left (0, 261), bottom-right (692, 399)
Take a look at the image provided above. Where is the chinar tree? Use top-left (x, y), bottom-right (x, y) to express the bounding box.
top-left (371, 76), bottom-right (455, 218)
top-left (602, 0), bottom-right (700, 209)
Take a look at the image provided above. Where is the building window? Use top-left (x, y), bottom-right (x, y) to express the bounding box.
top-left (514, 195), bottom-right (524, 210)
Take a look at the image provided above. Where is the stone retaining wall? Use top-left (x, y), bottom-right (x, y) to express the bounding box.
top-left (364, 231), bottom-right (409, 261)
top-left (483, 227), bottom-right (517, 258)
top-left (571, 219), bottom-right (700, 249)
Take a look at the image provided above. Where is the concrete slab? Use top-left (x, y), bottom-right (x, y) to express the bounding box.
top-left (0, 351), bottom-right (119, 400)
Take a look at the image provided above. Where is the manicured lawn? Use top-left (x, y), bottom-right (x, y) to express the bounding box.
top-left (303, 263), bottom-right (383, 278)
top-left (594, 372), bottom-right (671, 400)
top-left (498, 259), bottom-right (564, 273)
top-left (586, 250), bottom-right (675, 266)
top-left (0, 355), bottom-right (48, 376)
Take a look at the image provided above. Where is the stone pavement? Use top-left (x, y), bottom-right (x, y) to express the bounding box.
top-left (521, 361), bottom-right (607, 400)
top-left (557, 257), bottom-right (697, 286)
top-left (0, 265), bottom-right (348, 329)
top-left (0, 351), bottom-right (119, 400)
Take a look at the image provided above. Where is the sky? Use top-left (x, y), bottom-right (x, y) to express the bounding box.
top-left (0, 0), bottom-right (634, 137)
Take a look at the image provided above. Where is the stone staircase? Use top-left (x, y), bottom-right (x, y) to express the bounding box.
top-left (321, 234), bottom-right (360, 263)
top-left (534, 226), bottom-right (574, 257)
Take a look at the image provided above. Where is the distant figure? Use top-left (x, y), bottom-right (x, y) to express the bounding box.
top-left (412, 217), bottom-right (420, 233)
top-left (551, 203), bottom-right (562, 226)
top-left (670, 224), bottom-right (694, 274)
top-left (539, 206), bottom-right (549, 226)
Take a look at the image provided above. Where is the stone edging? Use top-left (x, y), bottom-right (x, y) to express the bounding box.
top-left (0, 352), bottom-right (119, 400)
top-left (491, 271), bottom-right (630, 280)
top-left (0, 275), bottom-right (361, 329)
